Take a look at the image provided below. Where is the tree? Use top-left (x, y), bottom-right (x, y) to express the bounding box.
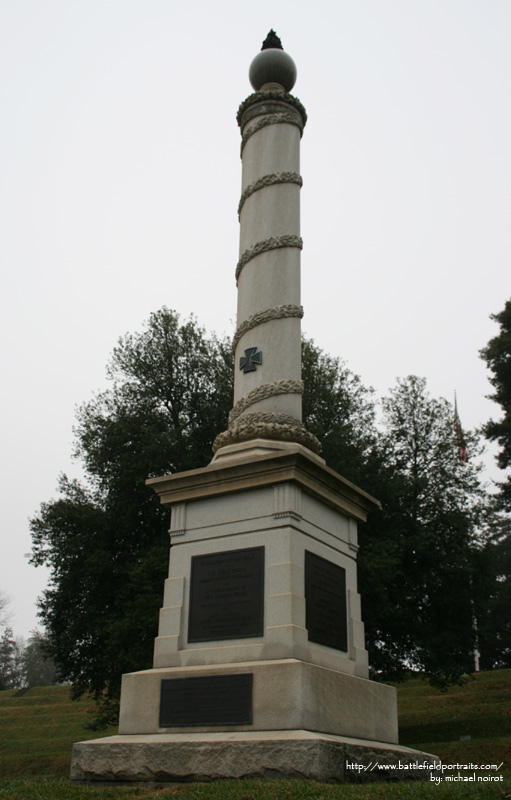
top-left (299, 359), bottom-right (491, 683)
top-left (301, 338), bottom-right (377, 486)
top-left (30, 308), bottom-right (233, 726)
top-left (478, 302), bottom-right (511, 667)
top-left (0, 627), bottom-right (25, 690)
top-left (30, 311), bottom-right (493, 726)
top-left (480, 298), bottom-right (511, 509)
top-left (30, 319), bottom-right (381, 725)
top-left (23, 631), bottom-right (58, 687)
top-left (0, 591), bottom-right (11, 629)
top-left (359, 376), bottom-right (489, 685)
top-left (477, 528), bottom-right (511, 669)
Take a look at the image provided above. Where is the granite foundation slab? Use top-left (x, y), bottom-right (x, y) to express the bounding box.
top-left (70, 730), bottom-right (440, 784)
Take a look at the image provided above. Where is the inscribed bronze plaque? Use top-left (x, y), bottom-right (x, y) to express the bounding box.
top-left (159, 673), bottom-right (253, 727)
top-left (188, 546), bottom-right (264, 642)
top-left (305, 550), bottom-right (347, 652)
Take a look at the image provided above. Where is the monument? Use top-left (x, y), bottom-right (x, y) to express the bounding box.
top-left (71, 32), bottom-right (439, 784)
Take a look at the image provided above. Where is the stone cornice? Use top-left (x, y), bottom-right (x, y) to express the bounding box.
top-left (147, 446), bottom-right (380, 523)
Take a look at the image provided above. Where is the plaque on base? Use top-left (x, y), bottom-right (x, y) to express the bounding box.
top-left (159, 673), bottom-right (253, 727)
top-left (305, 550), bottom-right (347, 652)
top-left (188, 546), bottom-right (264, 642)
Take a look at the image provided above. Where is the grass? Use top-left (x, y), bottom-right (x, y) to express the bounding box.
top-left (0, 686), bottom-right (117, 780)
top-left (0, 671), bottom-right (509, 799)
top-left (0, 778), bottom-right (507, 799)
top-left (397, 668), bottom-right (511, 773)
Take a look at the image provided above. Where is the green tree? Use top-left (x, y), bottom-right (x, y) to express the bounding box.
top-left (23, 631), bottom-right (58, 687)
top-left (30, 311), bottom-right (491, 726)
top-left (474, 514), bottom-right (511, 671)
top-left (480, 298), bottom-right (511, 509)
top-left (477, 529), bottom-right (511, 669)
top-left (360, 376), bottom-right (489, 685)
top-left (301, 338), bottom-right (377, 486)
top-left (479, 302), bottom-right (511, 667)
top-left (302, 359), bottom-right (490, 684)
top-left (30, 308), bottom-right (233, 726)
top-left (30, 320), bottom-right (379, 726)
top-left (0, 627), bottom-right (25, 690)
top-left (0, 592), bottom-right (11, 630)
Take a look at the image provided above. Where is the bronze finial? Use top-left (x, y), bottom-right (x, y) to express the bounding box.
top-left (261, 30), bottom-right (283, 50)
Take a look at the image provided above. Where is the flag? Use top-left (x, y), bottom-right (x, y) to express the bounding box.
top-left (454, 392), bottom-right (468, 465)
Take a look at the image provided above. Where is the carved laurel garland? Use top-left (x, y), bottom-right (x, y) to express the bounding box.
top-left (229, 379), bottom-right (304, 424)
top-left (240, 111), bottom-right (304, 155)
top-left (236, 235), bottom-right (303, 282)
top-left (237, 90), bottom-right (307, 128)
top-left (238, 172), bottom-right (302, 217)
top-left (237, 411), bottom-right (300, 426)
top-left (212, 412), bottom-right (321, 455)
top-left (239, 100), bottom-right (298, 130)
top-left (232, 304), bottom-right (303, 354)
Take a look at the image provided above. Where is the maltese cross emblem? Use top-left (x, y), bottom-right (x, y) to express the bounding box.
top-left (240, 347), bottom-right (262, 373)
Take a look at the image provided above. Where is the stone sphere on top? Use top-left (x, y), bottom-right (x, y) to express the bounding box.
top-left (249, 30), bottom-right (297, 92)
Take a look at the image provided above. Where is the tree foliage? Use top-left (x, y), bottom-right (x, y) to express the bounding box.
top-left (359, 376), bottom-right (488, 685)
top-left (301, 338), bottom-right (377, 485)
top-left (30, 309), bottom-right (233, 724)
top-left (0, 628), bottom-right (57, 690)
top-left (0, 628), bottom-right (24, 690)
top-left (23, 631), bottom-right (58, 688)
top-left (478, 299), bottom-right (511, 666)
top-left (477, 524), bottom-right (511, 670)
top-left (29, 309), bottom-right (496, 725)
top-left (0, 591), bottom-right (11, 629)
top-left (480, 298), bottom-right (511, 507)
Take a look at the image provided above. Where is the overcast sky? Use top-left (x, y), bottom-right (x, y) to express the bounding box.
top-left (1, 0), bottom-right (510, 639)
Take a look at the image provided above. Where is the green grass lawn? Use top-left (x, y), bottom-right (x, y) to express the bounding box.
top-left (0, 777), bottom-right (508, 800)
top-left (397, 668), bottom-right (511, 772)
top-left (0, 686), bottom-right (117, 780)
top-left (0, 671), bottom-right (509, 799)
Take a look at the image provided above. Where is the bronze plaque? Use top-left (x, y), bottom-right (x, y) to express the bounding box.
top-left (305, 550), bottom-right (347, 652)
top-left (159, 673), bottom-right (253, 727)
top-left (188, 546), bottom-right (264, 642)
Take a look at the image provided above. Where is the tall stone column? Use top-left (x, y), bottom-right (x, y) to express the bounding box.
top-left (213, 31), bottom-right (320, 457)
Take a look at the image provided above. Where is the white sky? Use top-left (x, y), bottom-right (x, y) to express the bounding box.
top-left (1, 0), bottom-right (510, 639)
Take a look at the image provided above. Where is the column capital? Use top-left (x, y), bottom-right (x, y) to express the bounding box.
top-left (237, 90), bottom-right (307, 131)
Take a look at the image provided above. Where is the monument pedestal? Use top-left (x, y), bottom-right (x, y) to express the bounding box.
top-left (71, 444), bottom-right (439, 783)
top-left (117, 660), bottom-right (397, 741)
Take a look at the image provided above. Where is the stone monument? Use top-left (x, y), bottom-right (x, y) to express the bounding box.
top-left (71, 32), bottom-right (439, 784)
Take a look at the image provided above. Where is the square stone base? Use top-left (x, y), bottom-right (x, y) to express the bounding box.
top-left (118, 659), bottom-right (398, 744)
top-left (70, 730), bottom-right (440, 784)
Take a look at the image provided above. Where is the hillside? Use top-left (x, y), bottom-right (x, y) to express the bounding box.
top-left (397, 668), bottom-right (510, 773)
top-left (0, 686), bottom-right (117, 779)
